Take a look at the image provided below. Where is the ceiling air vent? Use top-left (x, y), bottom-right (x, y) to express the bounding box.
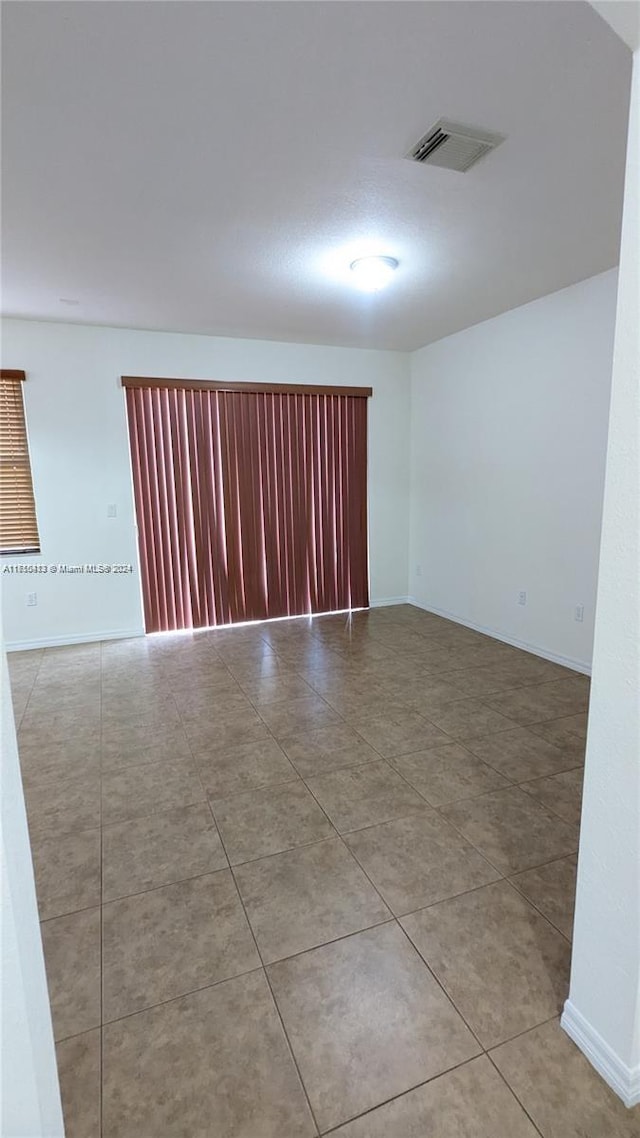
top-left (407, 119), bottom-right (505, 172)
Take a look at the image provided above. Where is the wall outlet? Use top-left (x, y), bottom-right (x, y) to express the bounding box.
top-left (575, 603), bottom-right (585, 623)
top-left (107, 503), bottom-right (117, 518)
top-left (518, 590), bottom-right (527, 606)
top-left (416, 564), bottom-right (422, 577)
top-left (26, 592), bottom-right (37, 607)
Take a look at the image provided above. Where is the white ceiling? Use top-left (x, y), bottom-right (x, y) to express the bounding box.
top-left (1, 1), bottom-right (631, 351)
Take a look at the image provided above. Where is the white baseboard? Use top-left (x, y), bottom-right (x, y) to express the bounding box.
top-left (562, 1000), bottom-right (640, 1108)
top-left (369, 596), bottom-right (410, 608)
top-left (406, 597), bottom-right (591, 676)
top-left (6, 628), bottom-right (145, 652)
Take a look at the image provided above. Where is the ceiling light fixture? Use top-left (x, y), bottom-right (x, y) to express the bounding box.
top-left (349, 255), bottom-right (399, 292)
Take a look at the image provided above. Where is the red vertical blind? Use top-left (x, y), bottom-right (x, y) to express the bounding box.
top-left (124, 379), bottom-right (369, 632)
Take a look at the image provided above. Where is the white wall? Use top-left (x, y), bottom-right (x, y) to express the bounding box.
top-left (409, 269), bottom-right (618, 671)
top-left (1, 638), bottom-right (63, 1137)
top-left (0, 320), bottom-right (411, 648)
top-left (563, 48), bottom-right (640, 1107)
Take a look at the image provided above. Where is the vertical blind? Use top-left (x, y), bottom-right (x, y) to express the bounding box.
top-left (0, 369), bottom-right (40, 554)
top-left (124, 379), bottom-right (370, 632)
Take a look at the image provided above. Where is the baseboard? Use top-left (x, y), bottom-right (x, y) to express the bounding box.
top-left (406, 597), bottom-right (591, 676)
top-left (369, 596), bottom-right (410, 608)
top-left (5, 628), bottom-right (145, 652)
top-left (561, 1000), bottom-right (640, 1108)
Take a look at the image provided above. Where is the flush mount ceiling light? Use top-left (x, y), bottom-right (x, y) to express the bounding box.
top-left (349, 255), bottom-right (399, 292)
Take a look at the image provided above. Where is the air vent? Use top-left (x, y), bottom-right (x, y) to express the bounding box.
top-left (407, 119), bottom-right (505, 172)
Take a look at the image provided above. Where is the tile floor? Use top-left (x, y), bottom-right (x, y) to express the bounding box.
top-left (9, 604), bottom-right (640, 1137)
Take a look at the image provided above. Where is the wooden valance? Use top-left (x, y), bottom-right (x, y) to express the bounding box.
top-left (121, 376), bottom-right (372, 398)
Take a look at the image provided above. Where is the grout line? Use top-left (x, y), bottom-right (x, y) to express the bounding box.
top-left (390, 874), bottom-right (508, 921)
top-left (429, 801), bottom-right (578, 880)
top-left (316, 1053), bottom-right (495, 1136)
top-left (81, 965), bottom-right (265, 1037)
top-left (394, 918), bottom-right (486, 1050)
top-left (503, 874), bottom-right (575, 945)
top-left (202, 794), bottom-right (322, 1137)
top-left (485, 1050), bottom-right (547, 1138)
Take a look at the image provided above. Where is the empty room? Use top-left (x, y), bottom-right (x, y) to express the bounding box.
top-left (1, 2), bottom-right (639, 1137)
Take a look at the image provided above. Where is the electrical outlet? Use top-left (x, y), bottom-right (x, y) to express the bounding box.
top-left (26, 592), bottom-right (37, 607)
top-left (518, 590), bottom-right (527, 606)
top-left (575, 604), bottom-right (585, 623)
top-left (107, 503), bottom-right (117, 518)
top-left (416, 564), bottom-right (422, 577)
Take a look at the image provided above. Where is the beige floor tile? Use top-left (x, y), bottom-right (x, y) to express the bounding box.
top-left (440, 787), bottom-right (579, 875)
top-left (306, 760), bottom-right (427, 833)
top-left (102, 972), bottom-right (315, 1138)
top-left (491, 1018), bottom-right (640, 1137)
top-left (215, 644), bottom-right (280, 668)
top-left (412, 646), bottom-right (474, 674)
top-left (390, 742), bottom-right (510, 806)
top-left (349, 710), bottom-right (451, 757)
top-left (102, 870), bottom-right (259, 1020)
top-left (183, 716), bottom-right (274, 753)
top-left (302, 668), bottom-right (369, 699)
top-left (101, 759), bottom-right (205, 826)
top-left (194, 736), bottom-right (297, 798)
top-left (281, 723), bottom-right (379, 778)
top-left (528, 719), bottom-right (587, 761)
top-left (173, 686), bottom-right (249, 716)
top-left (425, 699), bottom-right (518, 741)
top-left (171, 678), bottom-right (246, 707)
top-left (20, 704), bottom-right (101, 735)
top-left (101, 708), bottom-right (182, 739)
top-left (226, 655), bottom-right (299, 682)
top-left (530, 712), bottom-right (589, 744)
top-left (56, 1030), bottom-right (101, 1138)
top-left (20, 741), bottom-right (101, 792)
top-left (510, 855), bottom-right (577, 939)
top-left (211, 779), bottom-right (335, 865)
top-left (522, 767), bottom-right (584, 826)
top-left (402, 880), bottom-right (570, 1048)
top-left (101, 705), bottom-right (182, 739)
top-left (345, 810), bottom-right (500, 915)
top-left (100, 727), bottom-right (193, 771)
top-left (321, 688), bottom-right (406, 720)
top-left (439, 664), bottom-right (526, 698)
top-left (257, 694), bottom-right (343, 737)
top-left (240, 672), bottom-right (315, 705)
top-left (179, 695), bottom-right (261, 734)
top-left (268, 922), bottom-right (480, 1132)
top-left (383, 674), bottom-right (471, 710)
top-left (466, 726), bottom-right (580, 781)
top-left (32, 827), bottom-right (101, 919)
top-left (18, 721), bottom-right (99, 750)
top-left (25, 773), bottom-right (101, 837)
top-left (101, 686), bottom-right (182, 713)
top-left (41, 908), bottom-right (101, 1041)
top-left (102, 803), bottom-right (227, 901)
top-left (331, 1055), bottom-right (539, 1137)
top-left (500, 656), bottom-right (579, 685)
top-left (9, 688), bottom-right (30, 723)
top-left (486, 679), bottom-right (589, 726)
top-left (235, 837), bottom-right (390, 963)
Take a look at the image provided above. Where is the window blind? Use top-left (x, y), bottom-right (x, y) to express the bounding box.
top-left (0, 370), bottom-right (41, 554)
top-left (123, 379), bottom-right (370, 632)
